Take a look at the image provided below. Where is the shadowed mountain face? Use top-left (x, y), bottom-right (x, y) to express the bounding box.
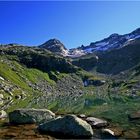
top-left (97, 40), bottom-right (140, 74)
top-left (72, 40), bottom-right (140, 74)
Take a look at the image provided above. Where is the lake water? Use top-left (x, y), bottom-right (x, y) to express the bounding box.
top-left (0, 121), bottom-right (55, 140)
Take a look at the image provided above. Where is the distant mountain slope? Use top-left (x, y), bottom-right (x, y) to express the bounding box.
top-left (37, 28), bottom-right (140, 58)
top-left (69, 28), bottom-right (140, 57)
top-left (72, 39), bottom-right (140, 74)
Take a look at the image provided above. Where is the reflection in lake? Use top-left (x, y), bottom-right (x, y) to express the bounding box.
top-left (0, 121), bottom-right (55, 140)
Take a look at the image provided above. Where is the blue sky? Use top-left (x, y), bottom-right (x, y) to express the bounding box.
top-left (0, 1), bottom-right (140, 49)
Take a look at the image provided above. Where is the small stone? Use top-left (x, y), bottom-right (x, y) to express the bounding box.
top-left (78, 114), bottom-right (86, 118)
top-left (0, 76), bottom-right (4, 81)
top-left (85, 117), bottom-right (108, 128)
top-left (102, 128), bottom-right (115, 136)
top-left (0, 110), bottom-right (7, 119)
top-left (102, 127), bottom-right (123, 137)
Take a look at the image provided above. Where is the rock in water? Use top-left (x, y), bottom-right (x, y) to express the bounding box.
top-left (38, 115), bottom-right (93, 138)
top-left (102, 127), bottom-right (123, 137)
top-left (85, 117), bottom-right (108, 128)
top-left (9, 108), bottom-right (55, 124)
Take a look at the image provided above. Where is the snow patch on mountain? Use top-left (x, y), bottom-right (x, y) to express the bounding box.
top-left (39, 28), bottom-right (140, 58)
top-left (83, 48), bottom-right (94, 53)
top-left (123, 34), bottom-right (140, 47)
top-left (68, 49), bottom-right (85, 58)
top-left (125, 34), bottom-right (135, 40)
top-left (95, 41), bottom-right (109, 46)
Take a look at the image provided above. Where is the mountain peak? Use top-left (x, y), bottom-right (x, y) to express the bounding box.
top-left (46, 38), bottom-right (63, 44)
top-left (39, 38), bottom-right (68, 56)
top-left (132, 28), bottom-right (140, 34)
top-left (109, 33), bottom-right (120, 38)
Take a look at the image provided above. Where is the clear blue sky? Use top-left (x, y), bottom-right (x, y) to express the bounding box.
top-left (0, 1), bottom-right (140, 49)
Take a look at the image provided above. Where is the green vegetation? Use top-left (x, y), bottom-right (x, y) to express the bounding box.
top-left (0, 61), bottom-right (30, 90)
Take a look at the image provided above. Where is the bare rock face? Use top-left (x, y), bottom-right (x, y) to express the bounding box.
top-left (9, 108), bottom-right (55, 124)
top-left (38, 115), bottom-right (93, 138)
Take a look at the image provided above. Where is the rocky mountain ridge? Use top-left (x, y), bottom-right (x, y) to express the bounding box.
top-left (1, 28), bottom-right (140, 58)
top-left (42, 28), bottom-right (139, 57)
top-left (69, 28), bottom-right (140, 57)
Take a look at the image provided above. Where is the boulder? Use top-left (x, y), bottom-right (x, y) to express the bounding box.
top-left (85, 117), bottom-right (108, 128)
top-left (9, 108), bottom-right (55, 124)
top-left (38, 115), bottom-right (93, 138)
top-left (0, 110), bottom-right (7, 119)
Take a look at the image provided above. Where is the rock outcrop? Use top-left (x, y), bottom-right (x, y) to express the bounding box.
top-left (9, 108), bottom-right (55, 124)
